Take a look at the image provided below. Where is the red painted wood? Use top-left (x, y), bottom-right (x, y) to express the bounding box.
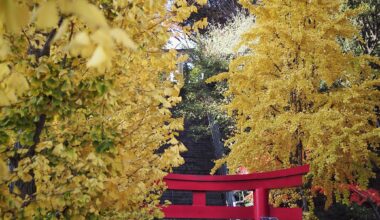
top-left (269, 207), bottom-right (303, 220)
top-left (162, 205), bottom-right (303, 219)
top-left (254, 188), bottom-right (269, 219)
top-left (165, 174), bottom-right (302, 191)
top-left (162, 165), bottom-right (309, 219)
top-left (162, 205), bottom-right (253, 219)
top-left (193, 191), bottom-right (206, 206)
top-left (165, 165), bottom-right (309, 191)
top-left (165, 165), bottom-right (309, 182)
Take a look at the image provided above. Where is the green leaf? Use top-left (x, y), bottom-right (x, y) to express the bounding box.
top-left (96, 82), bottom-right (107, 95)
top-left (45, 78), bottom-right (60, 89)
top-left (95, 140), bottom-right (113, 153)
top-left (20, 131), bottom-right (34, 146)
top-left (0, 131), bottom-right (10, 144)
top-left (62, 80), bottom-right (72, 92)
top-left (0, 145), bottom-right (7, 153)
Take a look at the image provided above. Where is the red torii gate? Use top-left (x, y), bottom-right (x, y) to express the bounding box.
top-left (162, 165), bottom-right (309, 219)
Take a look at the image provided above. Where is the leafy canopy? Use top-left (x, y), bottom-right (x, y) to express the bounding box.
top-left (0, 0), bottom-right (207, 219)
top-left (209, 0), bottom-right (380, 207)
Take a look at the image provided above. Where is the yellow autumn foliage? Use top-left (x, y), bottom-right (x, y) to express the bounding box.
top-left (209, 0), bottom-right (380, 207)
top-left (0, 0), bottom-right (202, 218)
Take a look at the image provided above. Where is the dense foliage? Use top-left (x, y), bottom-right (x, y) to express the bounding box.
top-left (181, 0), bottom-right (242, 32)
top-left (0, 0), bottom-right (378, 219)
top-left (0, 0), bottom-right (207, 219)
top-left (173, 9), bottom-right (256, 142)
top-left (173, 52), bottom-right (231, 141)
top-left (197, 11), bottom-right (255, 60)
top-left (209, 0), bottom-right (380, 209)
top-left (348, 0), bottom-right (380, 56)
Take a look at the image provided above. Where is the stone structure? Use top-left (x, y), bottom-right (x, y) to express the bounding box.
top-left (161, 119), bottom-right (226, 209)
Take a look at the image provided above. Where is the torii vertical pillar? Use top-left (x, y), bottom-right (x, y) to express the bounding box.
top-left (254, 188), bottom-right (269, 220)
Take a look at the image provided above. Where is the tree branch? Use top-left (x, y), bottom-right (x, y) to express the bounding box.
top-left (28, 114), bottom-right (46, 156)
top-left (28, 17), bottom-right (64, 60)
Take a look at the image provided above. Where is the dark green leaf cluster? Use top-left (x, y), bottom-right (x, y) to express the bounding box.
top-left (173, 48), bottom-right (233, 140)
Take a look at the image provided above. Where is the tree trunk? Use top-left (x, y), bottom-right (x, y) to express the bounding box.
top-left (9, 114), bottom-right (46, 204)
top-left (208, 113), bottom-right (235, 206)
top-left (295, 139), bottom-right (309, 212)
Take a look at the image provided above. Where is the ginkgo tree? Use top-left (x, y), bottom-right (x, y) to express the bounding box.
top-left (209, 0), bottom-right (380, 209)
top-left (0, 0), bottom-right (207, 219)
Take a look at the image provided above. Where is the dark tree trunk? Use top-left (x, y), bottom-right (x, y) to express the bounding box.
top-left (208, 113), bottom-right (235, 206)
top-left (9, 113), bottom-right (46, 204)
top-left (8, 17), bottom-right (63, 203)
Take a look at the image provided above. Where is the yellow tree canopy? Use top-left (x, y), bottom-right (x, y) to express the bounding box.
top-left (209, 0), bottom-right (380, 207)
top-left (0, 0), bottom-right (207, 219)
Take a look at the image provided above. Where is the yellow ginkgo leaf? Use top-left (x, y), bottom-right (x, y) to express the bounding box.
top-left (0, 63), bottom-right (10, 81)
top-left (86, 46), bottom-right (108, 68)
top-left (71, 0), bottom-right (108, 29)
top-left (0, 0), bottom-right (195, 218)
top-left (196, 0), bottom-right (208, 6)
top-left (52, 143), bottom-right (64, 156)
top-left (36, 141), bottom-right (54, 152)
top-left (178, 143), bottom-right (187, 152)
top-left (21, 173), bottom-right (33, 182)
top-left (3, 1), bottom-right (30, 33)
top-left (0, 159), bottom-right (9, 181)
top-left (35, 1), bottom-right (59, 28)
top-left (0, 90), bottom-right (10, 106)
top-left (110, 28), bottom-right (137, 50)
top-left (52, 19), bottom-right (69, 42)
top-left (6, 72), bottom-right (29, 96)
top-left (0, 37), bottom-right (10, 59)
top-left (73, 32), bottom-right (91, 46)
